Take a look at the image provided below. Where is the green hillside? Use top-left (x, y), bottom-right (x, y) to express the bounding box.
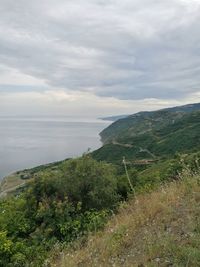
top-left (93, 107), bottom-right (200, 163)
top-left (56, 171), bottom-right (200, 267)
top-left (100, 102), bottom-right (200, 144)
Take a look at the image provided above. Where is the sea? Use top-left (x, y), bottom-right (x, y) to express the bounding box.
top-left (0, 116), bottom-right (111, 180)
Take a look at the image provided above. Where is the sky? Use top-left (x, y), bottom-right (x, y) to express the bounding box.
top-left (0, 0), bottom-right (200, 118)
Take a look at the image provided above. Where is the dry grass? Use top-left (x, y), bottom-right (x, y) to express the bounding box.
top-left (52, 171), bottom-right (200, 267)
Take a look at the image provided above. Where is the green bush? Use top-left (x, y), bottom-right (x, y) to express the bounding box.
top-left (59, 156), bottom-right (119, 210)
top-left (0, 157), bottom-right (120, 266)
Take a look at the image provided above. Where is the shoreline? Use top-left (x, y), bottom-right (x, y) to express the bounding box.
top-left (0, 118), bottom-right (111, 185)
top-left (0, 158), bottom-right (70, 198)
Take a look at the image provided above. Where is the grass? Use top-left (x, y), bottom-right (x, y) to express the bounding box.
top-left (51, 170), bottom-right (200, 267)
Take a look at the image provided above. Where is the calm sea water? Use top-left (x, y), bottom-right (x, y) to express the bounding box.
top-left (0, 117), bottom-right (110, 180)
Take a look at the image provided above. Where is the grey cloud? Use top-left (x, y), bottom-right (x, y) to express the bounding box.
top-left (0, 0), bottom-right (200, 100)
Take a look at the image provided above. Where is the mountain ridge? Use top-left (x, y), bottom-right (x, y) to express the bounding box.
top-left (100, 102), bottom-right (200, 144)
top-left (92, 102), bottom-right (200, 163)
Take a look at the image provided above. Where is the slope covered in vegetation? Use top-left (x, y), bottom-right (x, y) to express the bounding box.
top-left (55, 170), bottom-right (200, 267)
top-left (100, 102), bottom-right (200, 144)
top-left (0, 157), bottom-right (121, 266)
top-left (93, 105), bottom-right (200, 163)
top-left (2, 152), bottom-right (199, 266)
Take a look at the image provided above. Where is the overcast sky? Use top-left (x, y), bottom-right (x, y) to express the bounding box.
top-left (0, 0), bottom-right (200, 118)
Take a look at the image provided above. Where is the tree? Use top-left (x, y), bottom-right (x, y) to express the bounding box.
top-left (60, 156), bottom-right (119, 211)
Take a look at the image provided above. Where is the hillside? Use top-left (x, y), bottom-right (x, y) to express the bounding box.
top-left (100, 102), bottom-right (200, 144)
top-left (92, 104), bottom-right (200, 163)
top-left (1, 152), bottom-right (198, 267)
top-left (100, 103), bottom-right (200, 127)
top-left (53, 171), bottom-right (200, 267)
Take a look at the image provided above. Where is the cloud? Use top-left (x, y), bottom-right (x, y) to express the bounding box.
top-left (0, 0), bottom-right (200, 115)
top-left (0, 89), bottom-right (200, 118)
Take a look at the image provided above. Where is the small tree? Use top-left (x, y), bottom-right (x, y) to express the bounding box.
top-left (60, 156), bottom-right (119, 211)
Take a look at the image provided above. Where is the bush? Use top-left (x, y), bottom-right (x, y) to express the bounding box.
top-left (59, 156), bottom-right (119, 211)
top-left (0, 157), bottom-right (121, 266)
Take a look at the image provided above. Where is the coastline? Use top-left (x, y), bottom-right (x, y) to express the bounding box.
top-left (0, 158), bottom-right (70, 198)
top-left (0, 117), bottom-right (111, 187)
top-left (0, 125), bottom-right (109, 198)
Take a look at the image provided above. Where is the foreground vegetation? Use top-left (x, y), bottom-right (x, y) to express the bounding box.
top-left (1, 152), bottom-right (200, 266)
top-left (0, 157), bottom-right (120, 266)
top-left (54, 170), bottom-right (200, 267)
